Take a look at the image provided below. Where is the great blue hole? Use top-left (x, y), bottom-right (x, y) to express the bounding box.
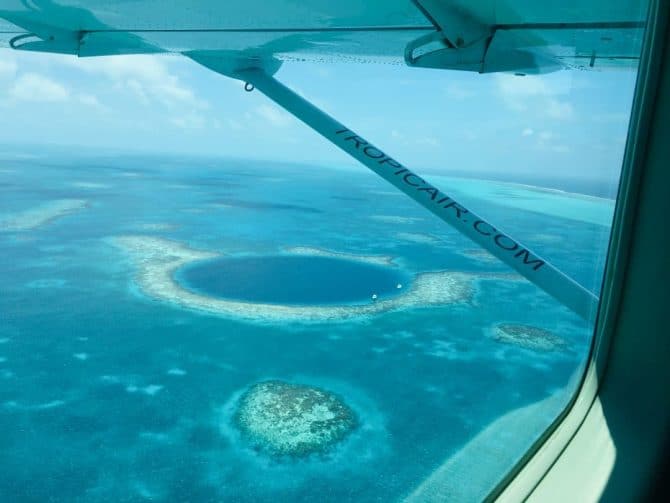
top-left (174, 255), bottom-right (410, 306)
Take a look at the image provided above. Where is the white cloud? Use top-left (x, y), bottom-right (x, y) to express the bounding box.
top-left (255, 104), bottom-right (293, 127)
top-left (77, 93), bottom-right (108, 111)
top-left (416, 137), bottom-right (440, 147)
top-left (170, 112), bottom-right (206, 130)
top-left (495, 73), bottom-right (575, 120)
top-left (78, 94), bottom-right (99, 106)
top-left (0, 58), bottom-right (17, 79)
top-left (546, 99), bottom-right (574, 119)
top-left (531, 130), bottom-right (570, 153)
top-left (496, 74), bottom-right (549, 99)
top-left (9, 73), bottom-right (69, 102)
top-left (316, 67), bottom-right (332, 78)
top-left (521, 128), bottom-right (534, 136)
top-left (388, 128), bottom-right (441, 147)
top-left (125, 78), bottom-right (150, 105)
top-left (293, 85), bottom-right (332, 112)
top-left (445, 82), bottom-right (475, 100)
top-left (225, 118), bottom-right (244, 131)
top-left (71, 55), bottom-right (207, 110)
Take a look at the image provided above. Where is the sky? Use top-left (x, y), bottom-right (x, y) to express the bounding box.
top-left (0, 48), bottom-right (639, 185)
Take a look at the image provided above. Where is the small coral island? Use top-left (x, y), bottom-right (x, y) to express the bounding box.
top-left (234, 380), bottom-right (357, 457)
top-left (493, 323), bottom-right (567, 352)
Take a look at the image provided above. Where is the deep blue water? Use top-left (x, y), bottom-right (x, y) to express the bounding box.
top-left (176, 256), bottom-right (408, 305)
top-left (0, 150), bottom-right (614, 502)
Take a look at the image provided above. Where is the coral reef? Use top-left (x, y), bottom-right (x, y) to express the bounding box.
top-left (493, 324), bottom-right (567, 352)
top-left (235, 381), bottom-right (357, 457)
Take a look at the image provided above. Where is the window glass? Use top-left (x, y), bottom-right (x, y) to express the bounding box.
top-left (0, 3), bottom-right (647, 501)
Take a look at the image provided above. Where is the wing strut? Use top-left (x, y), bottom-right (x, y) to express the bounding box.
top-left (190, 56), bottom-right (599, 322)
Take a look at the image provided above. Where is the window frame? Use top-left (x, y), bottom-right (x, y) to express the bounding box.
top-left (489, 0), bottom-right (666, 499)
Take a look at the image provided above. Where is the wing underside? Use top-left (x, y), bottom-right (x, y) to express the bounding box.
top-left (0, 0), bottom-right (647, 74)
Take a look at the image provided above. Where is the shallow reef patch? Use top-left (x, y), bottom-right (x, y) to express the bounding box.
top-left (71, 182), bottom-right (110, 190)
top-left (369, 215), bottom-right (423, 224)
top-left (492, 323), bottom-right (567, 352)
top-left (26, 278), bottom-right (68, 289)
top-left (395, 232), bottom-right (442, 244)
top-left (283, 245), bottom-right (395, 267)
top-left (234, 380), bottom-right (357, 457)
top-left (133, 222), bottom-right (180, 232)
top-left (461, 248), bottom-right (499, 264)
top-left (0, 199), bottom-right (88, 231)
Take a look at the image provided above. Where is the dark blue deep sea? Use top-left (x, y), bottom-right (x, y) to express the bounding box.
top-left (0, 149), bottom-right (614, 502)
top-left (176, 256), bottom-right (409, 305)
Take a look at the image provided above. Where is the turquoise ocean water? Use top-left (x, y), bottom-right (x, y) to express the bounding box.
top-left (0, 150), bottom-right (614, 501)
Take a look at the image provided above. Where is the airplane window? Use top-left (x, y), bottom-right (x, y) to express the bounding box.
top-left (0, 2), bottom-right (648, 501)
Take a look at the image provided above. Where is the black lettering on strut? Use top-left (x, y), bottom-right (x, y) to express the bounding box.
top-left (336, 129), bottom-right (544, 274)
top-left (344, 135), bottom-right (367, 149)
top-left (443, 201), bottom-right (469, 219)
top-left (403, 173), bottom-right (424, 187)
top-left (494, 234), bottom-right (519, 251)
top-left (363, 146), bottom-right (385, 159)
top-left (473, 220), bottom-right (494, 236)
top-left (514, 249), bottom-right (545, 270)
top-left (379, 157), bottom-right (402, 169)
top-left (418, 187), bottom-right (440, 200)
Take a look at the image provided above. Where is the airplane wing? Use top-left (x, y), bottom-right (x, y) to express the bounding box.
top-left (0, 1), bottom-right (647, 74)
